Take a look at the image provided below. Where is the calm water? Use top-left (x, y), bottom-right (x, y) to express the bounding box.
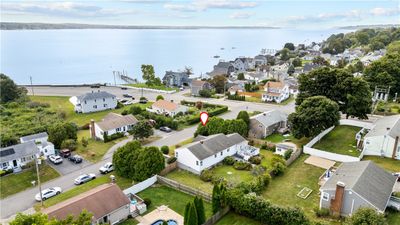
top-left (1, 28), bottom-right (344, 85)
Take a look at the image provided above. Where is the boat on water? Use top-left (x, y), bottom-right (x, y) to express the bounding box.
top-left (232, 47), bottom-right (236, 49)
top-left (220, 48), bottom-right (224, 50)
top-left (213, 55), bottom-right (220, 58)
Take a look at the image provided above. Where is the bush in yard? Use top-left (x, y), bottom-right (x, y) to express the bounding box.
top-left (283, 149), bottom-right (293, 160)
top-left (271, 161), bottom-right (286, 176)
top-left (10, 211), bottom-right (93, 225)
top-left (162, 221), bottom-right (168, 225)
top-left (116, 101), bottom-right (124, 109)
top-left (121, 110), bottom-right (128, 115)
top-left (156, 95), bottom-right (164, 101)
top-left (194, 196), bottom-right (206, 225)
top-left (195, 101), bottom-right (203, 110)
top-left (161, 145), bottom-right (169, 155)
top-left (251, 165), bottom-right (266, 176)
top-left (104, 132), bottom-right (124, 143)
top-left (344, 207), bottom-right (387, 225)
top-left (260, 144), bottom-right (267, 150)
top-left (199, 89), bottom-right (211, 98)
top-left (248, 156), bottom-right (261, 165)
top-left (60, 139), bottom-right (77, 151)
top-left (113, 141), bottom-right (142, 179)
top-left (222, 156), bottom-right (235, 165)
top-left (233, 161), bottom-right (251, 170)
top-left (314, 207), bottom-right (330, 217)
top-left (184, 201), bottom-right (198, 225)
top-left (167, 157), bottom-right (177, 164)
top-left (200, 169), bottom-right (214, 182)
top-left (130, 121), bottom-right (154, 140)
top-left (129, 105), bottom-right (143, 115)
top-left (81, 137), bottom-right (89, 148)
top-left (133, 146), bottom-right (165, 181)
top-left (143, 198), bottom-right (152, 207)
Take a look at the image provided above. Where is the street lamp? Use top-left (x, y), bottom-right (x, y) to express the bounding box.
top-left (35, 155), bottom-right (44, 207)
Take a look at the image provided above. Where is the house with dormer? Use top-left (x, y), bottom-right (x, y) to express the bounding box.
top-left (261, 81), bottom-right (290, 103)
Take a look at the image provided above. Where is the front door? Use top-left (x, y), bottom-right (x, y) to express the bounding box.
top-left (12, 160), bottom-right (17, 167)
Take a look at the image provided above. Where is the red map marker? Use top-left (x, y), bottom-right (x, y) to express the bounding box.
top-left (200, 112), bottom-right (209, 126)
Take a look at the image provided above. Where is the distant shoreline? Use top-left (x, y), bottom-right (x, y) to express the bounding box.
top-left (1, 22), bottom-right (280, 30)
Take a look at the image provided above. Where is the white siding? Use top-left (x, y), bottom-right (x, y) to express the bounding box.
top-left (75, 97), bottom-right (117, 113)
top-left (363, 135), bottom-right (397, 158)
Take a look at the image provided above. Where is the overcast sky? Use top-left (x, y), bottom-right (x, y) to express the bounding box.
top-left (1, 0), bottom-right (399, 28)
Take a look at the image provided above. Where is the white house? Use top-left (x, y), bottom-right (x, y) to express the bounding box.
top-left (261, 81), bottom-right (290, 103)
top-left (175, 133), bottom-right (259, 174)
top-left (244, 71), bottom-right (266, 84)
top-left (71, 91), bottom-right (117, 113)
top-left (20, 132), bottom-right (55, 157)
top-left (275, 142), bottom-right (297, 157)
top-left (90, 113), bottom-right (138, 140)
top-left (362, 115), bottom-right (400, 160)
top-left (0, 142), bottom-right (39, 171)
top-left (148, 100), bottom-right (188, 117)
top-left (228, 85), bottom-right (244, 95)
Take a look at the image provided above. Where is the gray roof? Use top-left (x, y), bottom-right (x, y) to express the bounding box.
top-left (0, 142), bottom-right (39, 163)
top-left (185, 133), bottom-right (246, 160)
top-left (321, 161), bottom-right (396, 212)
top-left (365, 115), bottom-right (400, 139)
top-left (77, 91), bottom-right (116, 102)
top-left (251, 110), bottom-right (287, 128)
top-left (96, 113), bottom-right (138, 131)
top-left (20, 132), bottom-right (48, 142)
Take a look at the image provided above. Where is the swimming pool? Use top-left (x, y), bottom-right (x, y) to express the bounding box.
top-left (151, 219), bottom-right (178, 225)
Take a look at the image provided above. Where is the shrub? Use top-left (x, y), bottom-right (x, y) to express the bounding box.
top-left (81, 137), bottom-right (89, 148)
top-left (200, 169), bottom-right (214, 182)
top-left (199, 89), bottom-right (211, 98)
top-left (80, 123), bottom-right (90, 130)
top-left (116, 101), bottom-right (124, 109)
top-left (129, 106), bottom-right (143, 115)
top-left (161, 145), bottom-right (169, 154)
top-left (143, 198), bottom-right (152, 207)
top-left (156, 95), bottom-right (164, 101)
top-left (260, 144), bottom-right (267, 150)
top-left (283, 149), bottom-right (293, 160)
top-left (121, 110), bottom-right (128, 115)
top-left (104, 132), bottom-right (125, 143)
top-left (314, 207), bottom-right (330, 217)
top-left (248, 156), bottom-right (261, 165)
top-left (251, 165), bottom-right (266, 176)
top-left (227, 93), bottom-right (245, 101)
top-left (167, 157), bottom-right (177, 164)
top-left (61, 139), bottom-right (77, 151)
top-left (271, 162), bottom-right (286, 176)
top-left (222, 156), bottom-right (235, 165)
top-left (233, 161), bottom-right (251, 170)
top-left (195, 101), bottom-right (203, 109)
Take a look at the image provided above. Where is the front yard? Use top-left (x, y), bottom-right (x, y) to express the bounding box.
top-left (312, 125), bottom-right (361, 157)
top-left (0, 163), bottom-right (60, 199)
top-left (126, 83), bottom-right (178, 92)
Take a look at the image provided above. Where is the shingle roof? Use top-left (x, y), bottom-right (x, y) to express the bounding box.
top-left (264, 81), bottom-right (285, 89)
top-left (184, 133), bottom-right (246, 160)
top-left (43, 184), bottom-right (130, 221)
top-left (152, 100), bottom-right (179, 111)
top-left (365, 115), bottom-right (400, 139)
top-left (251, 110), bottom-right (287, 128)
top-left (321, 161), bottom-right (396, 212)
top-left (20, 132), bottom-right (48, 142)
top-left (0, 142), bottom-right (38, 163)
top-left (77, 91), bottom-right (116, 102)
top-left (191, 80), bottom-right (207, 87)
top-left (96, 113), bottom-right (138, 131)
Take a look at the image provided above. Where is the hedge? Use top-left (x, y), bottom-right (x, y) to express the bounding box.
top-left (104, 132), bottom-right (125, 143)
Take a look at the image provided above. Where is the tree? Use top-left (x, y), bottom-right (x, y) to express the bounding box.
top-left (10, 211), bottom-right (93, 225)
top-left (292, 57), bottom-right (302, 67)
top-left (184, 202), bottom-right (198, 225)
top-left (60, 139), bottom-right (77, 151)
top-left (289, 96), bottom-right (340, 139)
top-left (156, 95), bottom-right (164, 101)
top-left (198, 89), bottom-right (211, 98)
top-left (133, 146), bottom-right (165, 181)
top-left (312, 56), bottom-right (329, 66)
top-left (48, 122), bottom-right (78, 149)
top-left (356, 32), bottom-right (370, 45)
top-left (184, 66), bottom-right (193, 76)
top-left (184, 202), bottom-right (190, 225)
top-left (210, 75), bottom-right (227, 94)
top-left (194, 196), bottom-right (206, 225)
top-left (237, 73), bottom-right (245, 80)
top-left (161, 145), bottom-right (169, 154)
top-left (131, 121), bottom-right (154, 140)
top-left (236, 111), bottom-right (250, 126)
top-left (113, 141), bottom-right (142, 178)
top-left (141, 64), bottom-right (156, 86)
top-left (0, 74), bottom-right (27, 103)
top-left (345, 208), bottom-right (387, 225)
top-left (336, 58), bottom-right (348, 68)
top-left (280, 48), bottom-right (290, 61)
top-left (212, 184), bottom-right (221, 213)
top-left (81, 137), bottom-right (89, 148)
top-left (195, 101), bottom-right (203, 110)
top-left (129, 105), bottom-right (143, 115)
top-left (284, 43), bottom-right (295, 51)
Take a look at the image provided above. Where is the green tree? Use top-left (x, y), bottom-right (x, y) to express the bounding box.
top-left (156, 95), bottom-right (164, 101)
top-left (212, 184), bottom-right (221, 213)
top-left (198, 89), bottom-right (211, 98)
top-left (287, 64), bottom-right (295, 75)
top-left (81, 137), bottom-right (89, 148)
top-left (224, 119), bottom-right (248, 137)
top-left (131, 121), bottom-right (154, 140)
top-left (289, 96), bottom-right (340, 139)
top-left (387, 40), bottom-right (400, 54)
top-left (133, 146), bottom-right (165, 181)
top-left (345, 208), bottom-right (387, 225)
top-left (185, 202), bottom-right (198, 225)
top-left (60, 139), bottom-right (77, 151)
top-left (356, 32), bottom-right (370, 45)
top-left (161, 145), bottom-right (169, 154)
top-left (312, 56), bottom-right (329, 66)
top-left (10, 211), bottom-right (93, 225)
top-left (280, 48), bottom-right (290, 61)
top-left (48, 122), bottom-right (78, 149)
top-left (292, 57), bottom-right (302, 67)
top-left (210, 75), bottom-right (227, 94)
top-left (236, 111), bottom-right (250, 126)
top-left (129, 105), bottom-right (143, 115)
top-left (113, 141), bottom-right (142, 178)
top-left (184, 202), bottom-right (190, 225)
top-left (237, 73), bottom-right (245, 80)
top-left (0, 74), bottom-right (27, 103)
top-left (193, 196), bottom-right (206, 225)
top-left (141, 64), bottom-right (156, 86)
top-left (284, 43), bottom-right (295, 51)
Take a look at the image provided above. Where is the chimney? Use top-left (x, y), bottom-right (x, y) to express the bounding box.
top-left (330, 182), bottom-right (345, 217)
top-left (98, 90), bottom-right (100, 92)
top-left (90, 119), bottom-right (96, 139)
top-left (170, 100), bottom-right (174, 103)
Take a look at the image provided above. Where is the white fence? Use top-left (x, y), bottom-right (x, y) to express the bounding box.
top-left (303, 119), bottom-right (368, 162)
top-left (123, 175), bottom-right (157, 195)
top-left (118, 85), bottom-right (177, 94)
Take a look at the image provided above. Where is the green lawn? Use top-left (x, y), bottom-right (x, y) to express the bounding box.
top-left (259, 150), bottom-right (275, 170)
top-left (264, 133), bottom-right (287, 143)
top-left (215, 212), bottom-right (262, 225)
top-left (119, 218), bottom-right (139, 225)
top-left (169, 138), bottom-right (193, 156)
top-left (35, 172), bottom-right (132, 210)
top-left (313, 125), bottom-right (361, 157)
top-left (363, 156), bottom-right (400, 172)
top-left (264, 133), bottom-right (310, 148)
top-left (137, 185), bottom-right (213, 218)
top-left (387, 209), bottom-right (400, 225)
top-left (165, 169), bottom-right (213, 194)
top-left (212, 165), bottom-right (254, 185)
top-left (0, 164), bottom-right (60, 199)
top-left (126, 83), bottom-right (178, 91)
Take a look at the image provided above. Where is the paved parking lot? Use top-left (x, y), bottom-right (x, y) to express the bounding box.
top-left (47, 158), bottom-right (92, 176)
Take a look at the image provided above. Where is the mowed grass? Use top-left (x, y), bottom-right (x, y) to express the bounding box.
top-left (264, 133), bottom-right (310, 148)
top-left (313, 125), bottom-right (361, 157)
top-left (363, 156), bottom-right (400, 172)
top-left (126, 83), bottom-right (178, 91)
top-left (387, 208), bottom-right (400, 225)
top-left (213, 165), bottom-right (254, 185)
top-left (0, 164), bottom-right (60, 199)
top-left (137, 185), bottom-right (213, 218)
top-left (165, 169), bottom-right (213, 194)
top-left (35, 172), bottom-right (132, 210)
top-left (215, 212), bottom-right (262, 225)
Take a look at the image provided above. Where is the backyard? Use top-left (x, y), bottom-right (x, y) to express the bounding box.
top-left (363, 156), bottom-right (400, 172)
top-left (165, 169), bottom-right (213, 193)
top-left (0, 163), bottom-right (60, 199)
top-left (264, 133), bottom-right (310, 148)
top-left (312, 125), bottom-right (361, 157)
top-left (215, 212), bottom-right (262, 225)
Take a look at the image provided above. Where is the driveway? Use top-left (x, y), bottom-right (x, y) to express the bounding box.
top-left (47, 158), bottom-right (92, 176)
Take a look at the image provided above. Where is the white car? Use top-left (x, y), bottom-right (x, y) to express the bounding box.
top-left (74, 173), bottom-right (96, 185)
top-left (35, 187), bottom-right (62, 201)
top-left (99, 162), bottom-right (114, 174)
top-left (49, 155), bottom-right (63, 164)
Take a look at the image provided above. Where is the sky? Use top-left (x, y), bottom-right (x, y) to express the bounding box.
top-left (1, 0), bottom-right (399, 28)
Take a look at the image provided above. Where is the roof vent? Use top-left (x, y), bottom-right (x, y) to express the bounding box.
top-left (386, 127), bottom-right (390, 131)
top-left (337, 181), bottom-right (346, 187)
top-left (200, 141), bottom-right (204, 144)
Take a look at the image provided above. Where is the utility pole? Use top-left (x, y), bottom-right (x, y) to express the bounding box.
top-left (30, 76), bottom-right (35, 96)
top-left (113, 71), bottom-right (117, 86)
top-left (35, 156), bottom-right (43, 207)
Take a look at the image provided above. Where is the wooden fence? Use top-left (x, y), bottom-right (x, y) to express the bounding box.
top-left (156, 175), bottom-right (212, 202)
top-left (286, 148), bottom-right (303, 166)
top-left (159, 161), bottom-right (177, 176)
top-left (201, 207), bottom-right (230, 225)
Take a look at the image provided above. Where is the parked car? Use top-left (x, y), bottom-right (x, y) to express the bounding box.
top-left (68, 155), bottom-right (83, 164)
top-left (393, 172), bottom-right (400, 182)
top-left (59, 149), bottom-right (71, 158)
top-left (139, 98), bottom-right (148, 104)
top-left (48, 155), bottom-right (63, 164)
top-left (160, 126), bottom-right (172, 132)
top-left (35, 187), bottom-right (62, 201)
top-left (180, 87), bottom-right (184, 91)
top-left (121, 87), bottom-right (128, 90)
top-left (74, 173), bottom-right (96, 185)
top-left (123, 94), bottom-right (133, 98)
top-left (99, 162), bottom-right (114, 174)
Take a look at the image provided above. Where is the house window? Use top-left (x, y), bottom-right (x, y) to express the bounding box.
top-left (322, 192), bottom-right (329, 201)
top-left (220, 152), bottom-right (223, 156)
top-left (103, 98), bottom-right (105, 102)
top-left (2, 162), bottom-right (8, 167)
top-left (200, 161), bottom-right (203, 166)
top-left (103, 104), bottom-right (107, 107)
top-left (196, 161), bottom-right (199, 165)
top-left (214, 154), bottom-right (217, 158)
top-left (117, 128), bottom-right (120, 132)
top-left (175, 152), bottom-right (178, 158)
top-left (227, 148), bottom-right (229, 152)
top-left (94, 99), bottom-right (96, 102)
top-left (21, 157), bottom-right (25, 162)
top-left (93, 105), bottom-right (97, 109)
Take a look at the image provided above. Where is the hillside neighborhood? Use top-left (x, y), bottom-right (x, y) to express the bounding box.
top-left (1, 27), bottom-right (400, 225)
